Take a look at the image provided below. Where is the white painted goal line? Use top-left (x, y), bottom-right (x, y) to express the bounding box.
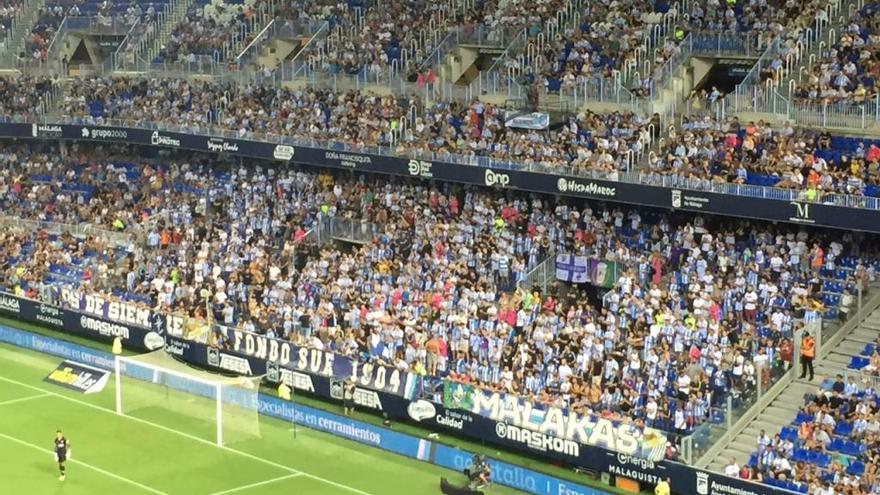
top-left (205, 473), bottom-right (304, 495)
top-left (0, 392), bottom-right (50, 407)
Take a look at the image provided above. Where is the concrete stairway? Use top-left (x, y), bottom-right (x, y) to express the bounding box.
top-left (778, 0), bottom-right (862, 99)
top-left (438, 46), bottom-right (477, 85)
top-left (706, 304), bottom-right (880, 473)
top-left (1, 0), bottom-right (46, 65)
top-left (142, 0), bottom-right (196, 64)
top-left (816, 311), bottom-right (880, 378)
top-left (707, 381), bottom-right (816, 473)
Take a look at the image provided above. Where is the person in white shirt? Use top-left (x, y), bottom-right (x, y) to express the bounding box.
top-left (757, 430), bottom-right (771, 454)
top-left (677, 374), bottom-right (691, 401)
top-left (770, 456), bottom-right (792, 479)
top-left (645, 398), bottom-right (658, 427)
top-left (723, 458), bottom-right (740, 477)
top-left (674, 408), bottom-right (687, 434)
top-left (743, 288), bottom-right (758, 322)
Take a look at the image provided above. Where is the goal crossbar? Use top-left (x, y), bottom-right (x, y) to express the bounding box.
top-left (114, 352), bottom-right (261, 446)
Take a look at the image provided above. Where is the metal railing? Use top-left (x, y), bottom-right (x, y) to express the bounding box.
top-left (648, 33), bottom-right (694, 99)
top-left (416, 29), bottom-right (458, 74)
top-left (683, 319), bottom-right (823, 466)
top-left (232, 18), bottom-right (328, 73)
top-left (787, 97), bottom-right (880, 129)
top-left (521, 250), bottom-right (556, 294)
top-left (468, 28), bottom-right (526, 96)
top-left (689, 285), bottom-right (880, 469)
top-left (275, 21), bottom-right (329, 83)
top-left (0, 215), bottom-right (135, 248)
top-left (21, 113), bottom-right (880, 212)
top-left (499, 31), bottom-right (769, 114)
top-left (688, 31), bottom-right (768, 58)
top-left (65, 16), bottom-right (136, 35)
top-left (323, 217), bottom-right (382, 244)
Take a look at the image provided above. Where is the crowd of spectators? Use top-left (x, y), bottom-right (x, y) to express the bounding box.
top-left (59, 76), bottom-right (651, 172)
top-left (0, 76), bottom-right (54, 118)
top-left (238, 0), bottom-right (460, 78)
top-left (0, 145), bottom-right (876, 440)
top-left (0, 73), bottom-right (879, 202)
top-left (295, 0), bottom-right (576, 79)
top-left (718, 369), bottom-right (880, 494)
top-left (24, 0), bottom-right (161, 63)
top-left (646, 115), bottom-right (880, 198)
top-left (156, 0), bottom-right (259, 64)
top-left (524, 0), bottom-right (669, 93)
top-left (0, 0), bottom-right (21, 44)
top-left (792, 2), bottom-right (880, 104)
top-left (26, 0), bottom-right (85, 60)
top-left (682, 0), bottom-right (831, 36)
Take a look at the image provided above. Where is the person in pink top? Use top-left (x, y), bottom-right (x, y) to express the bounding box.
top-left (651, 253), bottom-right (664, 286)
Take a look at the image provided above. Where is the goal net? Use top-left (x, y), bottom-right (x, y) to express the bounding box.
top-left (114, 351), bottom-right (262, 446)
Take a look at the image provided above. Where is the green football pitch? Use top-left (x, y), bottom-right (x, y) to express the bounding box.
top-left (0, 343), bottom-right (527, 495)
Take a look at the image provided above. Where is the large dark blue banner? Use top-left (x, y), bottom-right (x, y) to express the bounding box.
top-left (0, 292), bottom-right (162, 351)
top-left (1, 122), bottom-right (877, 233)
top-left (219, 327), bottom-right (422, 399)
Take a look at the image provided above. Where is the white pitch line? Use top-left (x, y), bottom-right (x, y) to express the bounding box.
top-left (0, 393), bottom-right (50, 407)
top-left (0, 375), bottom-right (375, 495)
top-left (0, 431), bottom-right (169, 495)
top-left (206, 473), bottom-right (304, 495)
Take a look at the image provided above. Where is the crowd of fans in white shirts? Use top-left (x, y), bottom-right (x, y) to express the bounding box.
top-left (0, 144), bottom-right (876, 441)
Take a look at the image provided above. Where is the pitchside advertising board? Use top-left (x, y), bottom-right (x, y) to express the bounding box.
top-left (4, 122), bottom-right (879, 233)
top-left (164, 335), bottom-right (794, 495)
top-left (44, 359), bottom-right (111, 394)
top-left (0, 292), bottom-right (163, 351)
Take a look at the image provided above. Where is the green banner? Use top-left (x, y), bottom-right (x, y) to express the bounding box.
top-left (590, 260), bottom-right (618, 288)
top-left (442, 381), bottom-right (474, 411)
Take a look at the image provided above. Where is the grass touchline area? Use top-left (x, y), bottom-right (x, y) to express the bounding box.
top-left (0, 334), bottom-right (531, 495)
top-left (0, 430), bottom-right (171, 495)
top-left (205, 473), bottom-right (305, 495)
top-left (0, 313), bottom-right (638, 495)
top-left (0, 373), bottom-right (377, 495)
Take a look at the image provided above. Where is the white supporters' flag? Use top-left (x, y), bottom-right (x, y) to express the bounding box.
top-left (555, 254), bottom-right (589, 283)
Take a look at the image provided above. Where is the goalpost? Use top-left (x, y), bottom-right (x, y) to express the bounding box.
top-left (114, 352), bottom-right (262, 447)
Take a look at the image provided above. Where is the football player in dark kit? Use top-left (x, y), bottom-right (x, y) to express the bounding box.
top-left (53, 430), bottom-right (71, 481)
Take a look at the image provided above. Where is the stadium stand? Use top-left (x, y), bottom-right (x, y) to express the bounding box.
top-left (154, 0), bottom-right (259, 64)
top-left (646, 115), bottom-right (880, 199)
top-left (1, 0), bottom-right (880, 491)
top-left (792, 2), bottom-right (880, 104)
top-left (47, 76), bottom-right (880, 203)
top-left (0, 144), bottom-right (877, 445)
top-left (0, 0), bottom-right (22, 44)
